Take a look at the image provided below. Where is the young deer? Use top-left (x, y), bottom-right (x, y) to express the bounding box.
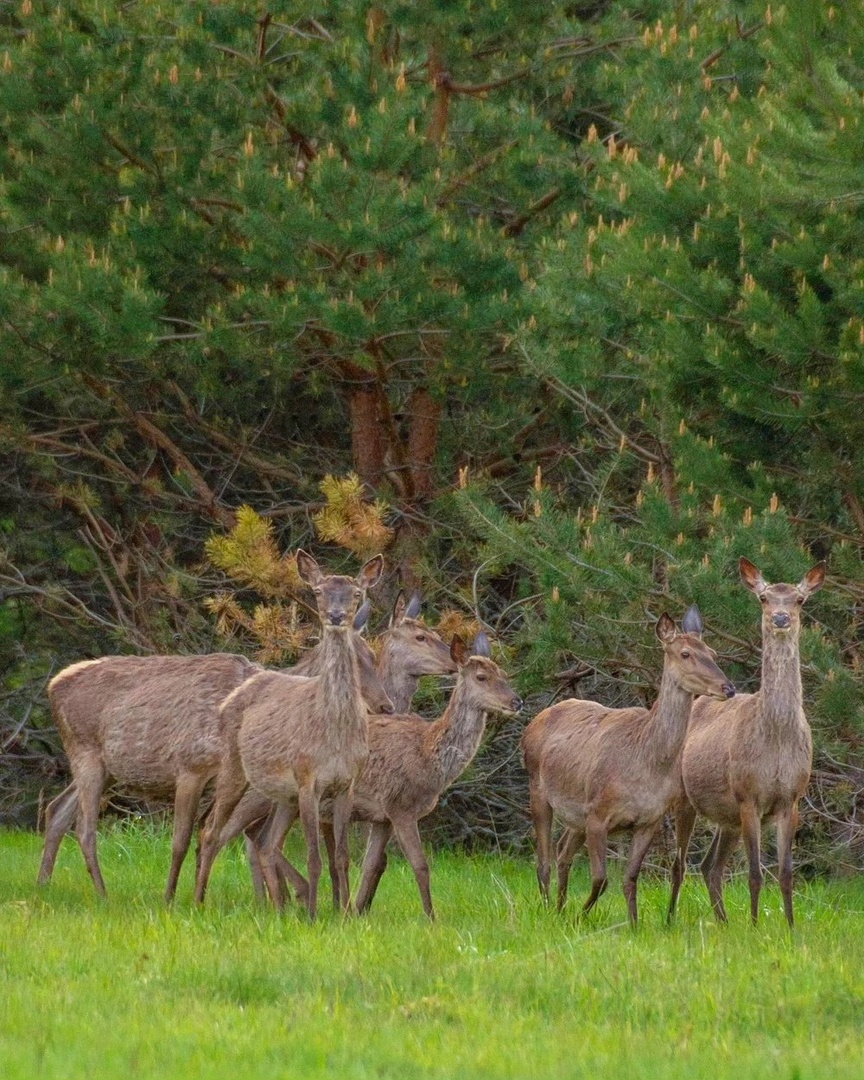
top-left (523, 608), bottom-right (735, 925)
top-left (667, 559), bottom-right (825, 928)
top-left (252, 632), bottom-right (517, 918)
top-left (38, 602), bottom-right (392, 901)
top-left (194, 551), bottom-right (384, 919)
top-left (223, 590), bottom-right (457, 903)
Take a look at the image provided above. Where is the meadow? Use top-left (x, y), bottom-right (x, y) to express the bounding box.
top-left (1, 823), bottom-right (862, 1080)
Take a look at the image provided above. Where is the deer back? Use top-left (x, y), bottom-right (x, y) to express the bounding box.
top-left (49, 653), bottom-right (260, 787)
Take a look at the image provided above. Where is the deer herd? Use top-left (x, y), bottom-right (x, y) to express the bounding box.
top-left (36, 550), bottom-right (826, 929)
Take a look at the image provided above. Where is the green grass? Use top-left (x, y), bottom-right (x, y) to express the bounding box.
top-left (1, 824), bottom-right (863, 1080)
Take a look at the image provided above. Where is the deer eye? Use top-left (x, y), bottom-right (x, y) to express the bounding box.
top-left (680, 650), bottom-right (690, 659)
top-left (759, 595), bottom-right (767, 603)
top-left (795, 597), bottom-right (804, 605)
top-left (475, 673), bottom-right (488, 682)
top-left (415, 633), bottom-right (427, 642)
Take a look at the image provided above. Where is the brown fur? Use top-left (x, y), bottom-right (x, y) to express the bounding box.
top-left (349, 634), bottom-right (521, 918)
top-left (210, 635), bottom-right (520, 918)
top-left (39, 653), bottom-right (260, 900)
top-left (377, 591), bottom-right (456, 712)
top-left (667, 559), bottom-right (825, 927)
top-left (36, 615), bottom-right (393, 901)
top-left (523, 610), bottom-right (734, 925)
top-left (194, 552), bottom-right (384, 918)
top-left (229, 592), bottom-right (456, 903)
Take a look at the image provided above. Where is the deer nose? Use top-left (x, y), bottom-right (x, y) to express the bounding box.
top-left (772, 612), bottom-right (791, 630)
top-left (511, 696), bottom-right (524, 713)
top-left (722, 683), bottom-right (736, 699)
top-left (379, 701), bottom-right (394, 715)
top-left (328, 612), bottom-right (346, 626)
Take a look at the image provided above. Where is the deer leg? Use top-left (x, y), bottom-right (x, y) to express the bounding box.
top-left (238, 802), bottom-right (309, 905)
top-left (622, 822), bottom-right (659, 927)
top-left (390, 814), bottom-right (433, 919)
top-left (258, 801), bottom-right (298, 911)
top-left (702, 827), bottom-right (740, 923)
top-left (243, 832), bottom-right (267, 901)
top-left (329, 792), bottom-right (353, 914)
top-left (667, 797), bottom-right (697, 923)
top-left (209, 792), bottom-right (308, 905)
top-left (775, 804), bottom-right (799, 930)
top-left (555, 827), bottom-right (584, 912)
top-left (37, 783), bottom-right (79, 886)
top-left (250, 814), bottom-right (311, 907)
top-left (528, 781), bottom-right (554, 904)
top-left (320, 821), bottom-right (341, 910)
top-left (165, 772), bottom-right (208, 904)
top-left (354, 821), bottom-right (392, 915)
top-left (582, 819), bottom-right (609, 916)
top-left (740, 802), bottom-right (763, 925)
top-left (73, 756), bottom-right (107, 897)
top-left (194, 763), bottom-right (248, 904)
top-left (296, 783), bottom-right (322, 921)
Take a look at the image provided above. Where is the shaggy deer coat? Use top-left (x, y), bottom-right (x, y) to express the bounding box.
top-left (39, 593), bottom-right (391, 901)
top-left (523, 608), bottom-right (734, 924)
top-left (220, 591), bottom-right (457, 903)
top-left (667, 559), bottom-right (825, 927)
top-left (194, 551), bottom-right (383, 918)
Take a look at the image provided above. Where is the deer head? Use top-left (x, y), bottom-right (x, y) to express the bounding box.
top-left (450, 633), bottom-right (523, 716)
top-left (740, 557), bottom-right (826, 637)
top-left (656, 608), bottom-right (735, 700)
top-left (385, 590), bottom-right (457, 677)
top-left (296, 550), bottom-right (384, 630)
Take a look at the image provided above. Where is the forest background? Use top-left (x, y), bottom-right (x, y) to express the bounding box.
top-left (1, 0), bottom-right (863, 871)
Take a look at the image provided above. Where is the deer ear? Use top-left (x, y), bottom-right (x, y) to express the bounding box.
top-left (655, 613), bottom-right (677, 643)
top-left (404, 591), bottom-right (423, 620)
top-left (296, 549), bottom-right (322, 587)
top-left (353, 599), bottom-right (372, 633)
top-left (681, 604), bottom-right (704, 638)
top-left (357, 554), bottom-right (384, 591)
top-left (798, 561), bottom-right (826, 598)
top-left (739, 557), bottom-right (767, 595)
top-left (450, 634), bottom-right (469, 667)
top-left (390, 590), bottom-right (406, 627)
top-left (472, 631), bottom-right (491, 658)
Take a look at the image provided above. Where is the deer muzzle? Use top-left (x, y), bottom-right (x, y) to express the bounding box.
top-left (722, 683), bottom-right (736, 699)
top-left (771, 612), bottom-right (791, 630)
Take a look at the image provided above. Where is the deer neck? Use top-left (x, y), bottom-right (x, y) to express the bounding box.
top-left (643, 663), bottom-right (695, 770)
top-left (376, 639), bottom-right (418, 714)
top-left (758, 628), bottom-right (803, 731)
top-left (427, 683), bottom-right (488, 788)
top-left (316, 628), bottom-right (365, 735)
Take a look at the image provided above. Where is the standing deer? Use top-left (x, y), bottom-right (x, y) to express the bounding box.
top-left (194, 550), bottom-right (384, 918)
top-left (227, 590), bottom-right (457, 903)
top-left (667, 558), bottom-right (825, 928)
top-left (38, 598), bottom-right (392, 901)
top-left (251, 632), bottom-right (520, 919)
top-left (523, 607), bottom-right (735, 925)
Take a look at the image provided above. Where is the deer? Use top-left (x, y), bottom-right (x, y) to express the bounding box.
top-left (522, 607), bottom-right (735, 925)
top-left (37, 595), bottom-right (392, 902)
top-left (666, 558), bottom-right (825, 928)
top-left (194, 550), bottom-right (384, 919)
top-left (252, 632), bottom-right (522, 920)
top-left (233, 589), bottom-right (458, 903)
top-left (377, 590), bottom-right (457, 712)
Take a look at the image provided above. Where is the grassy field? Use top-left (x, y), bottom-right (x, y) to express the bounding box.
top-left (1, 823), bottom-right (862, 1080)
